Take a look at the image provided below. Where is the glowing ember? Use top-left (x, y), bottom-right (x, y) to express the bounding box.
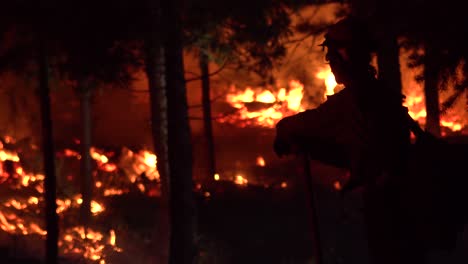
top-left (234, 175), bottom-right (248, 185)
top-left (214, 173), bottom-right (220, 181)
top-left (103, 188), bottom-right (125, 197)
top-left (333, 181), bottom-right (342, 191)
top-left (59, 226), bottom-right (122, 261)
top-left (90, 147), bottom-right (109, 164)
top-left (256, 156), bottom-right (266, 167)
top-left (91, 200), bottom-right (105, 215)
top-left (120, 148), bottom-right (160, 183)
top-left (280, 182), bottom-right (288, 188)
top-left (0, 140), bottom-right (163, 262)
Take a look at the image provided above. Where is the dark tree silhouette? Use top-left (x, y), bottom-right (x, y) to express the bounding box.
top-left (198, 50), bottom-right (216, 179)
top-left (45, 0), bottom-right (144, 225)
top-left (38, 22), bottom-right (59, 264)
top-left (0, 2), bottom-right (60, 262)
top-left (162, 0), bottom-right (196, 262)
top-left (144, 0), bottom-right (171, 262)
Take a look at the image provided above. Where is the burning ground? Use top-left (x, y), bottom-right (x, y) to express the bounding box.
top-left (1, 57), bottom-right (466, 262)
top-left (0, 4), bottom-right (466, 262)
top-left (0, 139), bottom-right (159, 263)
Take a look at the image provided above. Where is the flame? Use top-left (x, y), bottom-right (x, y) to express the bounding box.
top-left (214, 173), bottom-right (220, 181)
top-left (221, 62), bottom-right (464, 132)
top-left (234, 175), bottom-right (248, 185)
top-left (221, 80), bottom-right (305, 127)
top-left (400, 49), bottom-right (466, 133)
top-left (0, 149), bottom-right (20, 162)
top-left (316, 66), bottom-right (337, 98)
top-left (123, 149), bottom-right (160, 182)
top-left (404, 94), bottom-right (465, 132)
top-left (109, 229), bottom-right (116, 246)
top-left (0, 141), bottom-right (161, 262)
top-left (91, 200), bottom-right (105, 215)
top-left (90, 147), bottom-right (109, 164)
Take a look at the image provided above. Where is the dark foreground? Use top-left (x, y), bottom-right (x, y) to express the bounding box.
top-left (1, 175), bottom-right (468, 264)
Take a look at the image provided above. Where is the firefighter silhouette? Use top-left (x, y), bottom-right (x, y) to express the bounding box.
top-left (274, 16), bottom-right (467, 264)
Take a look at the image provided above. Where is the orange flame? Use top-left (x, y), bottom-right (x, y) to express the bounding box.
top-left (221, 80), bottom-right (305, 127)
top-left (316, 66), bottom-right (337, 98)
top-left (0, 142), bottom-right (153, 262)
top-left (234, 175), bottom-right (248, 185)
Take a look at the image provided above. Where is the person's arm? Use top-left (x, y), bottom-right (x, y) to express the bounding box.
top-left (273, 91), bottom-right (346, 156)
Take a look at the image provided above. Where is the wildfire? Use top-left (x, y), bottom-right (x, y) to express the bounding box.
top-left (221, 80), bottom-right (305, 127)
top-left (403, 94), bottom-right (465, 132)
top-left (0, 140), bottom-right (164, 263)
top-left (221, 65), bottom-right (464, 133)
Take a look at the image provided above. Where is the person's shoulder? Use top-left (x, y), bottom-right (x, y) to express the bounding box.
top-left (319, 88), bottom-right (353, 111)
top-left (325, 88), bottom-right (352, 101)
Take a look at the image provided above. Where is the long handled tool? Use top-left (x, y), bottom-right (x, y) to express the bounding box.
top-left (302, 153), bottom-right (323, 264)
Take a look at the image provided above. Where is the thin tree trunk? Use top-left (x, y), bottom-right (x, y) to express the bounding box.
top-left (38, 33), bottom-right (58, 264)
top-left (79, 84), bottom-right (93, 226)
top-left (423, 44), bottom-right (441, 136)
top-left (146, 0), bottom-right (171, 261)
top-left (199, 50), bottom-right (216, 179)
top-left (163, 0), bottom-right (196, 262)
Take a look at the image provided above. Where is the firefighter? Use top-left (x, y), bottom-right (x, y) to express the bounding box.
top-left (273, 16), bottom-right (422, 263)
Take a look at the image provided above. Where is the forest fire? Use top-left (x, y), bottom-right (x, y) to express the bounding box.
top-left (404, 94), bottom-right (464, 133)
top-left (0, 140), bottom-right (159, 263)
top-left (221, 66), bottom-right (466, 133)
top-left (219, 79), bottom-right (306, 127)
top-left (0, 134), bottom-right (269, 262)
top-left (219, 66), bottom-right (339, 127)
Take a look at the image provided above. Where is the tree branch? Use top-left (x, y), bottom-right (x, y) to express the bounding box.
top-left (185, 61), bottom-right (228, 83)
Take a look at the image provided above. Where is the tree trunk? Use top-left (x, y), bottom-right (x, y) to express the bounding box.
top-left (79, 84), bottom-right (93, 226)
top-left (163, 0), bottom-right (196, 262)
top-left (145, 0), bottom-right (171, 262)
top-left (423, 43), bottom-right (441, 136)
top-left (199, 50), bottom-right (216, 179)
top-left (377, 32), bottom-right (403, 93)
top-left (38, 34), bottom-right (58, 264)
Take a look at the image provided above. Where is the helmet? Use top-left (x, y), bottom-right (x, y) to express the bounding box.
top-left (320, 16), bottom-right (376, 53)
